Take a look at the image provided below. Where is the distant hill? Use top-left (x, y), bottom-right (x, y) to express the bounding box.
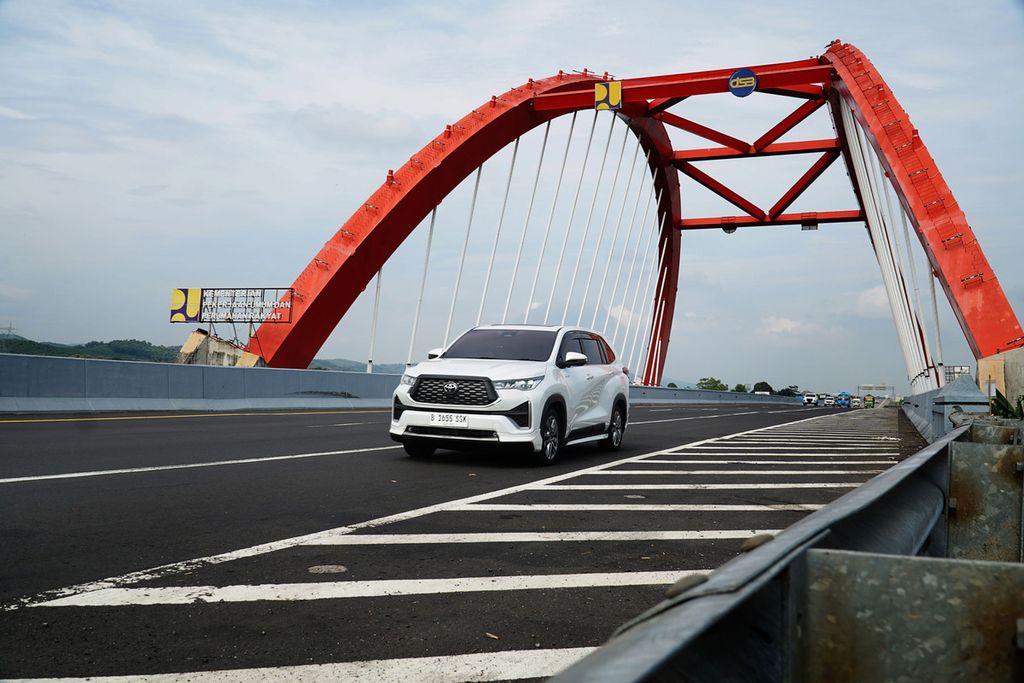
top-left (0, 336), bottom-right (179, 363)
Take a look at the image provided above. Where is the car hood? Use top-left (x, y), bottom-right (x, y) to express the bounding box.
top-left (408, 357), bottom-right (548, 381)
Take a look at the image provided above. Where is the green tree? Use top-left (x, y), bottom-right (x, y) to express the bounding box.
top-left (696, 377), bottom-right (729, 391)
top-left (732, 383), bottom-right (749, 393)
top-left (777, 385), bottom-right (800, 397)
top-left (752, 381), bottom-right (774, 394)
top-left (666, 382), bottom-right (678, 388)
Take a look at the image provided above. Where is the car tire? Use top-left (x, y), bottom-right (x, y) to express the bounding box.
top-left (599, 403), bottom-right (626, 451)
top-left (533, 405), bottom-right (563, 466)
top-left (403, 442), bottom-right (435, 459)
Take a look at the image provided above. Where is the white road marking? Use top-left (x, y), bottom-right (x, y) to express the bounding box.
top-left (630, 410), bottom-right (760, 425)
top-left (682, 445), bottom-right (897, 450)
top-left (537, 483), bottom-right (856, 490)
top-left (305, 422), bottom-right (370, 428)
top-left (659, 452), bottom-right (897, 458)
top-left (36, 571), bottom-right (701, 607)
top-left (304, 529), bottom-right (781, 544)
top-left (0, 445), bottom-right (402, 485)
top-left (3, 647), bottom-right (598, 683)
top-left (647, 408), bottom-right (677, 412)
top-left (642, 459), bottom-right (893, 465)
top-left (9, 412), bottom-right (835, 610)
top-left (451, 503), bottom-right (823, 512)
top-left (591, 469), bottom-right (880, 475)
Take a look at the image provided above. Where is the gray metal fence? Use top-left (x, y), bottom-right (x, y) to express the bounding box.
top-left (552, 420), bottom-right (1024, 682)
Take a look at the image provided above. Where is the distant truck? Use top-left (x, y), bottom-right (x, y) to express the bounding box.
top-left (836, 391), bottom-right (851, 408)
top-left (863, 394), bottom-right (876, 408)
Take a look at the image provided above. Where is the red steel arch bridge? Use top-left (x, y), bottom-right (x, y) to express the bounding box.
top-left (244, 41), bottom-right (1022, 392)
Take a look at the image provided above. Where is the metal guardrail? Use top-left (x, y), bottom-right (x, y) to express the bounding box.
top-left (552, 420), bottom-right (1024, 682)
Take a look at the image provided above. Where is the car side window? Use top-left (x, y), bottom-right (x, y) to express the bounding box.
top-left (558, 336), bottom-right (582, 364)
top-left (579, 337), bottom-right (603, 365)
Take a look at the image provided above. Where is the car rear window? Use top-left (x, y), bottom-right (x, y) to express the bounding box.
top-left (443, 329), bottom-right (557, 362)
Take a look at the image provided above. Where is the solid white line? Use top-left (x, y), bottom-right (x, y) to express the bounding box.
top-left (680, 445), bottom-right (897, 450)
top-left (3, 648), bottom-right (599, 683)
top-left (303, 529), bottom-right (783, 545)
top-left (12, 412), bottom-right (834, 610)
top-left (630, 410), bottom-right (759, 425)
top-left (592, 469), bottom-right (879, 475)
top-left (0, 445), bottom-right (402, 485)
top-left (537, 483), bottom-right (855, 490)
top-left (642, 459), bottom-right (893, 465)
top-left (452, 503), bottom-right (823, 512)
top-left (661, 452), bottom-right (898, 458)
top-left (36, 572), bottom-right (700, 607)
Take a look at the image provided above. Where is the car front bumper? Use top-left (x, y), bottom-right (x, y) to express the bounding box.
top-left (389, 389), bottom-right (542, 452)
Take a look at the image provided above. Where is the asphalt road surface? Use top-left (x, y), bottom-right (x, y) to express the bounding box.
top-left (0, 403), bottom-right (905, 681)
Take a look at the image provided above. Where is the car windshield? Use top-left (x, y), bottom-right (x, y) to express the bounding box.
top-left (443, 329), bottom-right (557, 362)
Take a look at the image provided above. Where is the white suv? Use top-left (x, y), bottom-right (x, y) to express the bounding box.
top-left (390, 325), bottom-right (630, 465)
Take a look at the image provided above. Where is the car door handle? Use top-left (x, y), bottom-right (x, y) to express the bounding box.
top-left (586, 375), bottom-right (594, 380)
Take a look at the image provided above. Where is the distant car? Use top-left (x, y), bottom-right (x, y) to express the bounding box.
top-left (803, 392), bottom-right (818, 406)
top-left (824, 395), bottom-right (836, 407)
top-left (391, 324), bottom-right (629, 465)
top-left (851, 397), bottom-right (862, 408)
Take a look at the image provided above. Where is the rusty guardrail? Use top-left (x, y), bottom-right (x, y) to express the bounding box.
top-left (551, 418), bottom-right (1024, 682)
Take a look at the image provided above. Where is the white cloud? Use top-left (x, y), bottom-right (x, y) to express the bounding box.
top-left (853, 285), bottom-right (892, 319)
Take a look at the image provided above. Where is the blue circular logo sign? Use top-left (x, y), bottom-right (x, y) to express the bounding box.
top-left (728, 68), bottom-right (757, 98)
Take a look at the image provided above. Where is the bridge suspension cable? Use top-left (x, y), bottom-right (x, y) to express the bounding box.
top-left (407, 208), bottom-right (437, 366)
top-left (503, 122), bottom-right (551, 324)
top-left (525, 112), bottom-right (578, 323)
top-left (602, 152), bottom-right (655, 334)
top-left (560, 114), bottom-right (618, 323)
top-left (612, 183), bottom-right (661, 350)
top-left (443, 164), bottom-right (484, 345)
top-left (577, 125), bottom-right (634, 326)
top-left (477, 138), bottom-right (519, 326)
top-left (544, 111), bottom-right (599, 324)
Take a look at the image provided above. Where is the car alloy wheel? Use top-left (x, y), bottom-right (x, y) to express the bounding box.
top-left (600, 405), bottom-right (625, 451)
top-left (537, 408), bottom-right (562, 465)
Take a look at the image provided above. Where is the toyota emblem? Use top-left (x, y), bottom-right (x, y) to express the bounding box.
top-left (443, 381), bottom-right (459, 394)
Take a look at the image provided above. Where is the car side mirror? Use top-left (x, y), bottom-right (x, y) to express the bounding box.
top-left (563, 351), bottom-right (587, 368)
top-left (427, 348), bottom-right (443, 359)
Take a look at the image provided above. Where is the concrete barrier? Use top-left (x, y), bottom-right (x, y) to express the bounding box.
top-left (0, 353), bottom-right (402, 413)
top-left (0, 353), bottom-right (802, 413)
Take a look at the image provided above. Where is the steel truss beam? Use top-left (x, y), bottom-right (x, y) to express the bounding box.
top-left (678, 210), bottom-right (864, 231)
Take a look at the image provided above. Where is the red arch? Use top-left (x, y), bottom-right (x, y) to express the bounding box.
top-left (824, 42), bottom-right (1023, 358)
top-left (249, 73), bottom-right (682, 374)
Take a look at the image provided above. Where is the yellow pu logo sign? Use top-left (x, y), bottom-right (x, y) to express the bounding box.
top-left (729, 75), bottom-right (756, 89)
top-left (170, 288), bottom-right (202, 322)
top-left (595, 81), bottom-right (622, 110)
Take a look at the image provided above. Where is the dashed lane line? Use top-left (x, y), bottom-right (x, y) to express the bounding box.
top-left (302, 529), bottom-right (782, 545)
top-left (3, 647), bottom-right (598, 683)
top-left (35, 572), bottom-right (703, 607)
top-left (0, 445), bottom-right (403, 485)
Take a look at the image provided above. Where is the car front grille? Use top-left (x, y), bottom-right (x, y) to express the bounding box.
top-left (406, 426), bottom-right (498, 439)
top-left (410, 376), bottom-right (496, 406)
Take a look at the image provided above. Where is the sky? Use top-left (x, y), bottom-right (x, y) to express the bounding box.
top-left (1, 0), bottom-right (1022, 394)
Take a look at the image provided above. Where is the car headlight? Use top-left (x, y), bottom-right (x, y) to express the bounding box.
top-left (400, 374), bottom-right (416, 386)
top-left (493, 376), bottom-right (544, 391)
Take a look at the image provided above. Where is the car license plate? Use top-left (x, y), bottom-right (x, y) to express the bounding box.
top-left (429, 412), bottom-right (468, 428)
